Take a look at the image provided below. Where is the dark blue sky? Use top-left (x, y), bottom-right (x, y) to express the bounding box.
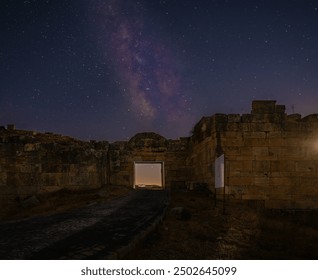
top-left (1, 0), bottom-right (318, 142)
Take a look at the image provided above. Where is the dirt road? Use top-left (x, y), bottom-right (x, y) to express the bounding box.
top-left (0, 189), bottom-right (169, 259)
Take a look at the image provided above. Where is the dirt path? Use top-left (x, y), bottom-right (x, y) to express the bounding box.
top-left (0, 190), bottom-right (169, 259)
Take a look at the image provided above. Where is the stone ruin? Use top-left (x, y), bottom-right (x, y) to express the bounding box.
top-left (1, 100), bottom-right (318, 212)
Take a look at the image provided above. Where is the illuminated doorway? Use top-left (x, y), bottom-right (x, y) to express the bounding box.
top-left (133, 162), bottom-right (164, 189)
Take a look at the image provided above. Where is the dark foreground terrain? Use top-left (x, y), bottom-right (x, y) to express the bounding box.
top-left (126, 189), bottom-right (318, 259)
top-left (0, 188), bottom-right (169, 259)
top-left (1, 186), bottom-right (317, 260)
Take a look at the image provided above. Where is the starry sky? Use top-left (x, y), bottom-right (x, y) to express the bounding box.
top-left (1, 0), bottom-right (318, 142)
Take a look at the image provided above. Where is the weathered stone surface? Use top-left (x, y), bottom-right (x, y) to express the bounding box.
top-left (1, 100), bottom-right (318, 211)
top-left (21, 195), bottom-right (40, 208)
top-left (188, 100), bottom-right (318, 209)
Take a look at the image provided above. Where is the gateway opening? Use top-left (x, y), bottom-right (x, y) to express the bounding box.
top-left (133, 162), bottom-right (164, 189)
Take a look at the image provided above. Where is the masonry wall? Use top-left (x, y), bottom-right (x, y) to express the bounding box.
top-left (108, 133), bottom-right (190, 188)
top-left (0, 129), bottom-right (189, 215)
top-left (189, 101), bottom-right (318, 209)
top-left (0, 129), bottom-right (108, 213)
top-left (1, 100), bottom-right (318, 211)
top-left (187, 117), bottom-right (216, 188)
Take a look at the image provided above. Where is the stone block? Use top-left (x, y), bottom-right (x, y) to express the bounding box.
top-left (24, 143), bottom-right (38, 152)
top-left (80, 164), bottom-right (97, 173)
top-left (41, 173), bottom-right (59, 186)
top-left (309, 123), bottom-right (318, 132)
top-left (12, 173), bottom-right (37, 186)
top-left (252, 112), bottom-right (285, 124)
top-left (251, 114), bottom-right (268, 123)
top-left (229, 176), bottom-right (254, 186)
top-left (225, 154), bottom-right (239, 161)
top-left (253, 160), bottom-right (270, 172)
top-left (263, 122), bottom-right (282, 132)
top-left (295, 161), bottom-right (316, 172)
top-left (235, 155), bottom-right (254, 161)
top-left (302, 114), bottom-right (318, 122)
top-left (240, 146), bottom-right (253, 156)
top-left (18, 164), bottom-right (38, 173)
top-left (268, 138), bottom-right (284, 146)
top-left (270, 177), bottom-right (298, 187)
top-left (296, 183), bottom-right (318, 195)
top-left (244, 137), bottom-right (269, 147)
top-left (241, 114), bottom-right (252, 123)
top-left (7, 124), bottom-right (15, 131)
top-left (270, 171), bottom-right (297, 178)
top-left (270, 160), bottom-right (296, 172)
top-left (286, 114), bottom-right (302, 121)
top-left (228, 160), bottom-right (253, 173)
top-left (226, 121), bottom-right (241, 133)
top-left (244, 131), bottom-right (267, 139)
top-left (267, 131), bottom-right (283, 138)
top-left (41, 164), bottom-right (61, 173)
top-left (252, 147), bottom-right (269, 156)
top-left (242, 194), bottom-right (267, 200)
top-left (269, 186), bottom-right (295, 198)
top-left (0, 172), bottom-right (7, 186)
top-left (213, 114), bottom-right (228, 124)
top-left (254, 176), bottom-right (270, 186)
top-left (275, 105), bottom-right (286, 113)
top-left (252, 100), bottom-right (276, 113)
top-left (282, 137), bottom-right (304, 147)
top-left (265, 199), bottom-right (292, 209)
top-left (38, 185), bottom-right (63, 193)
top-left (292, 198), bottom-right (318, 209)
top-left (300, 177), bottom-right (318, 188)
top-left (225, 146), bottom-right (241, 156)
top-left (284, 122), bottom-right (301, 131)
top-left (227, 114), bottom-right (241, 122)
top-left (222, 131), bottom-right (239, 138)
top-left (222, 136), bottom-right (244, 146)
top-left (267, 147), bottom-right (282, 158)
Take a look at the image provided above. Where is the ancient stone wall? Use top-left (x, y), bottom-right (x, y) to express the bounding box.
top-left (0, 130), bottom-right (189, 214)
top-left (1, 100), bottom-right (318, 210)
top-left (189, 101), bottom-right (318, 209)
top-left (0, 128), bottom-right (108, 212)
top-left (187, 117), bottom-right (215, 188)
top-left (108, 133), bottom-right (189, 188)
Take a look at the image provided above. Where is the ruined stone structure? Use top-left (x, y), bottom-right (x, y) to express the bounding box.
top-left (189, 101), bottom-right (318, 209)
top-left (1, 100), bottom-right (318, 211)
top-left (0, 130), bottom-right (108, 212)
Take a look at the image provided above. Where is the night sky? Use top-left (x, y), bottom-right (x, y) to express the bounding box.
top-left (1, 0), bottom-right (318, 142)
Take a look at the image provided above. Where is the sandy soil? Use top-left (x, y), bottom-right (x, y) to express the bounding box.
top-left (126, 189), bottom-right (318, 259)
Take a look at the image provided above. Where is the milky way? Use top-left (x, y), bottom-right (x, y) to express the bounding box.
top-left (1, 0), bottom-right (318, 141)
top-left (90, 0), bottom-right (194, 134)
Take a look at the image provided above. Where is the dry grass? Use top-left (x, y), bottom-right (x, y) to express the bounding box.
top-left (126, 189), bottom-right (318, 260)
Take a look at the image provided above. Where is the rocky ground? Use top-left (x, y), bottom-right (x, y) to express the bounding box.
top-left (1, 185), bottom-right (131, 221)
top-left (0, 189), bottom-right (169, 260)
top-left (2, 186), bottom-right (318, 259)
top-left (126, 188), bottom-right (318, 259)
